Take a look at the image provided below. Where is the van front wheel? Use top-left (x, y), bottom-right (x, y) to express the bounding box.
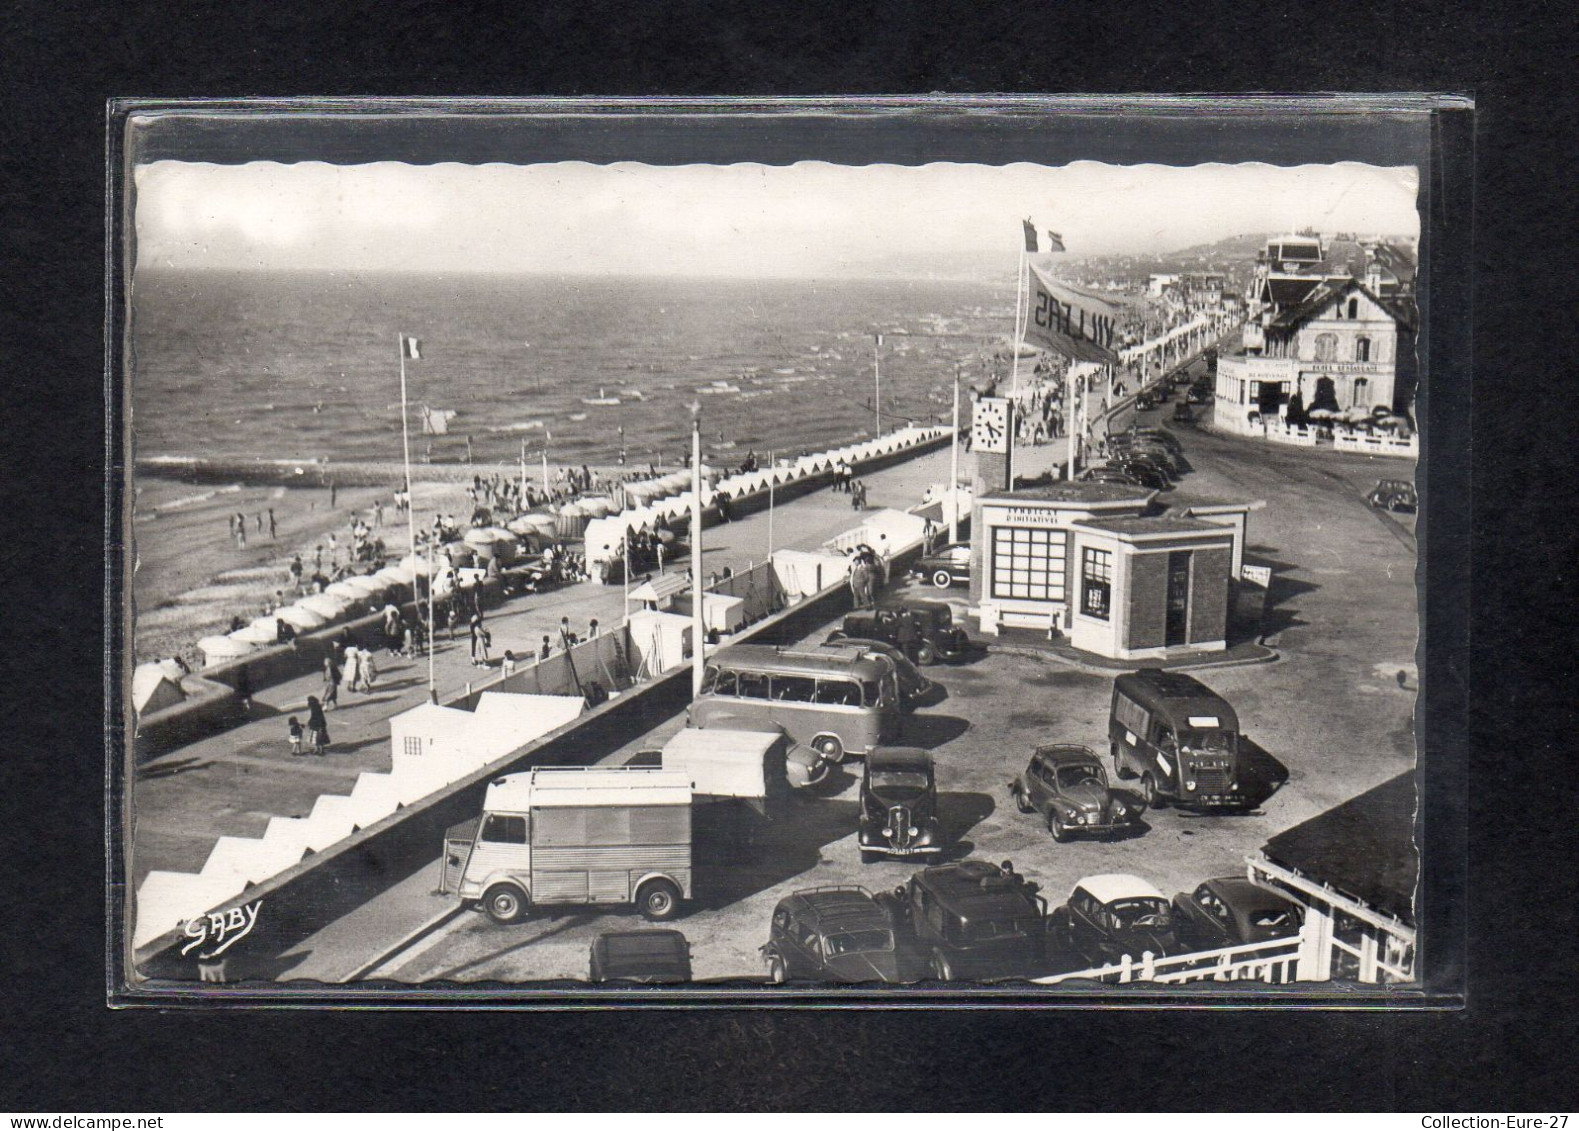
top-left (482, 883), bottom-right (527, 925)
top-left (1141, 773), bottom-right (1167, 810)
top-left (637, 878), bottom-right (682, 921)
top-left (1112, 744), bottom-right (1133, 780)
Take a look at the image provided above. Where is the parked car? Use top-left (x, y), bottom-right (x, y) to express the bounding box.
top-left (1109, 440), bottom-right (1181, 476)
top-left (1367, 479), bottom-right (1418, 513)
top-left (761, 886), bottom-right (924, 983)
top-left (1186, 385), bottom-right (1212, 405)
top-left (1008, 744), bottom-right (1143, 842)
top-left (1050, 874), bottom-right (1181, 966)
top-left (883, 859), bottom-right (1053, 981)
top-left (860, 747), bottom-right (943, 862)
top-left (1104, 459), bottom-right (1169, 491)
top-left (1080, 468), bottom-right (1143, 488)
top-left (1124, 426), bottom-right (1183, 453)
top-left (818, 635), bottom-right (935, 709)
top-left (1172, 401), bottom-right (1195, 423)
top-left (835, 600), bottom-right (969, 665)
top-left (589, 929), bottom-right (692, 984)
top-left (913, 543), bottom-right (972, 589)
top-left (1170, 877), bottom-right (1304, 952)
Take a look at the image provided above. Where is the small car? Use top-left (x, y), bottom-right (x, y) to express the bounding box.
top-left (588, 929), bottom-right (692, 984)
top-left (1104, 459), bottom-right (1170, 491)
top-left (1172, 402), bottom-right (1195, 423)
top-left (836, 600), bottom-right (969, 665)
top-left (1050, 874), bottom-right (1181, 966)
top-left (818, 634), bottom-right (935, 708)
top-left (883, 859), bottom-right (1053, 981)
top-left (859, 747), bottom-right (943, 862)
top-left (913, 543), bottom-right (972, 589)
top-left (1367, 479), bottom-right (1418, 513)
top-left (1008, 744), bottom-right (1142, 842)
top-left (1187, 385), bottom-right (1212, 405)
top-left (761, 886), bottom-right (924, 984)
top-left (1170, 877), bottom-right (1304, 952)
top-left (1080, 467), bottom-right (1143, 487)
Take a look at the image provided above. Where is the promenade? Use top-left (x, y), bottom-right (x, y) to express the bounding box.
top-left (129, 443), bottom-right (957, 888)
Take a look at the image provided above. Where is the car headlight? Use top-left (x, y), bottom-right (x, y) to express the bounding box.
top-left (907, 826), bottom-right (919, 837)
top-left (1185, 780), bottom-right (1197, 791)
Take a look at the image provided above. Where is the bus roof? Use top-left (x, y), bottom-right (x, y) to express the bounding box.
top-left (485, 767), bottom-right (693, 811)
top-left (710, 643), bottom-right (892, 681)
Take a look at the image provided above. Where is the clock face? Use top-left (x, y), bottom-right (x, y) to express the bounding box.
top-left (973, 397), bottom-right (1011, 454)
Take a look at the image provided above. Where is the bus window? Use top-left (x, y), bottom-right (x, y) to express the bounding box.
top-left (814, 678), bottom-right (859, 706)
top-left (861, 679), bottom-right (885, 707)
top-left (772, 675), bottom-right (817, 702)
top-left (736, 671), bottom-right (770, 700)
top-left (710, 669), bottom-right (738, 696)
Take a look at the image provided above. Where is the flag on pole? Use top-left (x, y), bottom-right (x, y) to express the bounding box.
top-left (1045, 230), bottom-right (1066, 253)
top-left (1022, 256), bottom-right (1123, 364)
top-left (401, 336), bottom-right (422, 360)
top-left (1022, 219), bottom-right (1039, 253)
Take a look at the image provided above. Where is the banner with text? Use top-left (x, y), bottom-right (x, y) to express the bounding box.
top-left (1024, 257), bottom-right (1124, 365)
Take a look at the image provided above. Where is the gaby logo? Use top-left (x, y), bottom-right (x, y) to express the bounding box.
top-left (180, 901), bottom-right (262, 959)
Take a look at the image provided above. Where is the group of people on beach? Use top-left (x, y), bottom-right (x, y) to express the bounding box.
top-left (227, 509), bottom-right (277, 549)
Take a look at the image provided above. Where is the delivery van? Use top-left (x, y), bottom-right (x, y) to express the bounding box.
top-left (442, 766), bottom-right (693, 924)
top-left (1109, 668), bottom-right (1245, 809)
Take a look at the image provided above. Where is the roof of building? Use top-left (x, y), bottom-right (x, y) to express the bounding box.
top-left (1260, 772), bottom-right (1418, 926)
top-left (1075, 873), bottom-right (1168, 904)
top-left (980, 481), bottom-right (1154, 507)
top-left (1073, 515), bottom-right (1232, 539)
top-left (1266, 276), bottom-right (1418, 334)
top-left (630, 572), bottom-right (691, 602)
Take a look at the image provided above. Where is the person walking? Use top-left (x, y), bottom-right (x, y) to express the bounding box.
top-left (342, 645), bottom-right (362, 694)
top-left (289, 554), bottom-right (304, 593)
top-left (922, 518), bottom-right (937, 557)
top-left (322, 653), bottom-right (342, 710)
top-left (540, 635), bottom-right (553, 661)
top-left (469, 614), bottom-right (491, 666)
top-left (359, 649), bottom-right (378, 693)
top-left (306, 696), bottom-right (330, 756)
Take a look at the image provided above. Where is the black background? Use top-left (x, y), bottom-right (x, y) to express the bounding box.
top-left (3, 0), bottom-right (1576, 1113)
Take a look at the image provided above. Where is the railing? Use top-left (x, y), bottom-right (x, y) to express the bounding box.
top-left (1034, 933), bottom-right (1306, 986)
top-left (1333, 431), bottom-right (1418, 459)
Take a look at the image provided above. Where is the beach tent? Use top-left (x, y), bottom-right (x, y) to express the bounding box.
top-left (299, 593), bottom-right (353, 619)
top-left (197, 635), bottom-right (256, 666)
top-left (337, 575), bottom-right (387, 599)
top-left (579, 496), bottom-right (616, 518)
top-left (373, 565), bottom-right (410, 588)
top-left (397, 553), bottom-right (434, 576)
top-left (233, 617), bottom-right (283, 645)
top-left (323, 580), bottom-right (370, 605)
top-left (133, 662), bottom-right (186, 715)
top-left (275, 604), bottom-right (329, 631)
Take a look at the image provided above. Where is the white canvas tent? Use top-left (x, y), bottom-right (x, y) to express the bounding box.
top-left (132, 662), bottom-right (186, 715)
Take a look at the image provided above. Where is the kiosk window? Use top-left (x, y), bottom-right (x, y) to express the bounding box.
top-left (991, 526), bottom-right (1066, 601)
top-left (1081, 547), bottom-right (1112, 620)
top-left (480, 815), bottom-right (526, 844)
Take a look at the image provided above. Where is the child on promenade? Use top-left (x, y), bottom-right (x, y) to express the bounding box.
top-left (287, 717), bottom-right (304, 757)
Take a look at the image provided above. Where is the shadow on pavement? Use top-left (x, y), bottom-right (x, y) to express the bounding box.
top-left (899, 712), bottom-right (971, 749)
top-left (692, 797), bottom-right (862, 910)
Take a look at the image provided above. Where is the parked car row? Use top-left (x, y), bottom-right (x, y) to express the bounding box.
top-left (1081, 425), bottom-right (1189, 493)
top-left (758, 859), bottom-right (1305, 984)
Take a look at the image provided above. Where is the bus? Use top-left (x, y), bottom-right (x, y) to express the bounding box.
top-left (687, 643), bottom-right (900, 764)
top-left (1109, 668), bottom-right (1245, 809)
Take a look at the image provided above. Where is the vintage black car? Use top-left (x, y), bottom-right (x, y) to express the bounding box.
top-left (835, 600), bottom-right (969, 665)
top-left (1366, 478), bottom-right (1418, 513)
top-left (913, 543), bottom-right (972, 589)
top-left (818, 635), bottom-right (935, 708)
top-left (588, 929), bottom-right (693, 984)
top-left (860, 747), bottom-right (942, 862)
top-left (761, 886), bottom-right (924, 984)
top-left (1172, 401), bottom-right (1195, 423)
top-left (1103, 458), bottom-right (1169, 492)
top-left (1008, 744), bottom-right (1142, 842)
top-left (884, 859), bottom-right (1052, 981)
top-left (1186, 384), bottom-right (1213, 405)
top-left (1050, 873), bottom-right (1181, 966)
top-left (1124, 426), bottom-right (1183, 453)
top-left (1170, 877), bottom-right (1304, 951)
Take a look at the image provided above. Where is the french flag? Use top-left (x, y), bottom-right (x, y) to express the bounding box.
top-left (401, 335), bottom-right (422, 360)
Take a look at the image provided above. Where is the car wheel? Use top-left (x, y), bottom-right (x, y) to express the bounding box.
top-left (814, 735), bottom-right (845, 764)
top-left (636, 877), bottom-right (682, 921)
top-left (1140, 773), bottom-right (1167, 810)
top-left (932, 569), bottom-right (952, 589)
top-left (765, 952), bottom-right (787, 984)
top-left (1111, 744), bottom-right (1133, 780)
top-left (1014, 787), bottom-right (1035, 814)
top-left (1048, 811), bottom-right (1071, 842)
top-left (482, 883), bottom-right (527, 925)
top-left (916, 642), bottom-right (938, 666)
top-left (930, 949), bottom-right (954, 981)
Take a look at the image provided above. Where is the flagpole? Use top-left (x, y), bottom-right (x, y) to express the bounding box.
top-left (873, 334), bottom-right (882, 437)
top-left (397, 333), bottom-right (421, 634)
top-left (690, 409), bottom-right (706, 699)
top-left (1066, 364), bottom-right (1077, 483)
top-left (427, 537), bottom-right (436, 702)
top-left (949, 367), bottom-right (961, 545)
top-left (767, 449), bottom-right (776, 558)
top-left (519, 439), bottom-right (528, 512)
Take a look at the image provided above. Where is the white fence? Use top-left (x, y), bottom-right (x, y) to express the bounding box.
top-left (1333, 431), bottom-right (1419, 459)
top-left (1034, 933), bottom-right (1306, 986)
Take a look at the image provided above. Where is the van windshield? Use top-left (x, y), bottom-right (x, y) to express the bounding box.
top-left (1180, 729), bottom-right (1235, 754)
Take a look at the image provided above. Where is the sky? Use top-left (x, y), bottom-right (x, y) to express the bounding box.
top-left (134, 160), bottom-right (1420, 278)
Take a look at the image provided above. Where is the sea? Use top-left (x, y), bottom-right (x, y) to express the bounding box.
top-left (130, 269), bottom-right (1014, 470)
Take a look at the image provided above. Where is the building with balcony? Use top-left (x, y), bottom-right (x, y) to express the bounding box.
top-left (1216, 234), bottom-right (1419, 436)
